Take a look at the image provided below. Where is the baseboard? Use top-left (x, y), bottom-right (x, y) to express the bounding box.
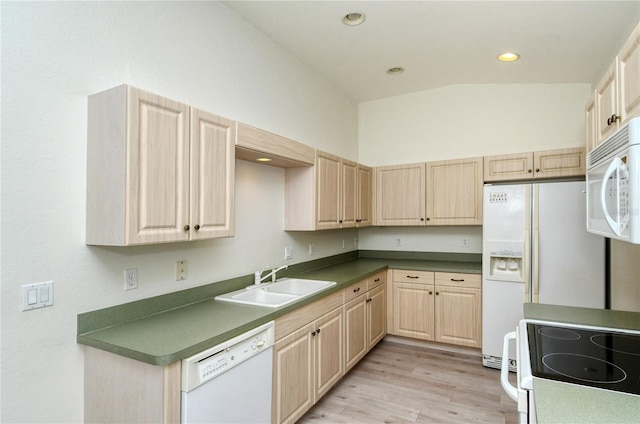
top-left (382, 335), bottom-right (482, 357)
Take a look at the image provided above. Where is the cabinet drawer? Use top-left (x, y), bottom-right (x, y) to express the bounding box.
top-left (367, 271), bottom-right (386, 290)
top-left (434, 272), bottom-right (481, 289)
top-left (392, 270), bottom-right (434, 284)
top-left (274, 290), bottom-right (343, 341)
top-left (344, 280), bottom-right (367, 303)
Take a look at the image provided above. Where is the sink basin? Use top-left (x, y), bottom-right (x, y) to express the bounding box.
top-left (215, 278), bottom-right (336, 308)
top-left (264, 278), bottom-right (336, 296)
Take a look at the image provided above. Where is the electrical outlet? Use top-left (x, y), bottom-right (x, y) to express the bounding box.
top-left (176, 260), bottom-right (188, 281)
top-left (462, 237), bottom-right (470, 248)
top-left (395, 238), bottom-right (403, 247)
top-left (354, 237), bottom-right (358, 246)
top-left (124, 268), bottom-right (138, 290)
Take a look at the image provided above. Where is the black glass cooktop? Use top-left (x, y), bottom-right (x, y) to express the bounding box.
top-left (527, 323), bottom-right (640, 395)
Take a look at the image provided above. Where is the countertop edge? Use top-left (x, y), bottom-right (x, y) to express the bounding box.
top-left (78, 255), bottom-right (481, 365)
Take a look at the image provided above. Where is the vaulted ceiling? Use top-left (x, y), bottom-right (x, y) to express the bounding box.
top-left (224, 1), bottom-right (640, 102)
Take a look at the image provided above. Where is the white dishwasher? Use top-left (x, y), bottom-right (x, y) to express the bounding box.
top-left (181, 321), bottom-right (275, 423)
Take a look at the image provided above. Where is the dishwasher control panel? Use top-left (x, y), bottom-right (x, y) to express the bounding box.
top-left (181, 321), bottom-right (275, 392)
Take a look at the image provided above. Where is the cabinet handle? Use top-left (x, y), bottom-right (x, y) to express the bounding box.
top-left (366, 298), bottom-right (372, 303)
top-left (429, 290), bottom-right (433, 295)
top-left (406, 275), bottom-right (419, 279)
top-left (527, 169), bottom-right (532, 173)
top-left (607, 114), bottom-right (620, 126)
top-left (374, 278), bottom-right (380, 282)
top-left (353, 287), bottom-right (361, 292)
top-left (436, 292), bottom-right (440, 295)
top-left (311, 331), bottom-right (316, 336)
top-left (535, 168), bottom-right (540, 173)
top-left (183, 225), bottom-right (190, 231)
top-left (194, 224), bottom-right (200, 231)
top-left (450, 278), bottom-right (465, 282)
top-left (426, 217), bottom-right (430, 221)
top-left (317, 328), bottom-right (321, 334)
top-left (339, 220), bottom-right (343, 223)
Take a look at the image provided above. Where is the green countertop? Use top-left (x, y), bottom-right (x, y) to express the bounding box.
top-left (77, 252), bottom-right (481, 366)
top-left (524, 303), bottom-right (640, 423)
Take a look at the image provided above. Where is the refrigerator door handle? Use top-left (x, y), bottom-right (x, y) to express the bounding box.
top-left (533, 229), bottom-right (539, 303)
top-left (524, 229), bottom-right (531, 302)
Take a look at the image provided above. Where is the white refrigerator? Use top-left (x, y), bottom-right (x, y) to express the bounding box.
top-left (481, 181), bottom-right (605, 370)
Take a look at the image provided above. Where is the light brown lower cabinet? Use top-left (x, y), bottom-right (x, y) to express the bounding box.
top-left (84, 347), bottom-right (181, 423)
top-left (344, 282), bottom-right (387, 372)
top-left (272, 271), bottom-right (387, 424)
top-left (389, 270), bottom-right (482, 348)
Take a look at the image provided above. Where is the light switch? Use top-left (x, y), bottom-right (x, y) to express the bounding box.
top-left (28, 289), bottom-right (37, 305)
top-left (22, 281), bottom-right (54, 311)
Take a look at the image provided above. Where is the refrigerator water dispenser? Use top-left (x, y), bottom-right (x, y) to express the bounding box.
top-left (486, 242), bottom-right (524, 282)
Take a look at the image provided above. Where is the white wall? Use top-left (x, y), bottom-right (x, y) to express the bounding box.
top-left (358, 83), bottom-right (591, 166)
top-left (357, 83), bottom-right (590, 252)
top-left (0, 2), bottom-right (357, 422)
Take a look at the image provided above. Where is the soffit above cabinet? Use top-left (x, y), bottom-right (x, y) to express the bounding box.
top-left (236, 123), bottom-right (315, 168)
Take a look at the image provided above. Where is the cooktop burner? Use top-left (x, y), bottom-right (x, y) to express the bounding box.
top-left (527, 323), bottom-right (640, 395)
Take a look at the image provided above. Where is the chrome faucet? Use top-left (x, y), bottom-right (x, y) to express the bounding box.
top-left (254, 265), bottom-right (288, 285)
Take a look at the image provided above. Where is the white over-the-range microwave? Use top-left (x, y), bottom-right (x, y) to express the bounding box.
top-left (587, 117), bottom-right (640, 244)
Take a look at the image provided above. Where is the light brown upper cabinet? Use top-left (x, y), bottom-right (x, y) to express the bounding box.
top-left (356, 164), bottom-right (373, 227)
top-left (285, 151), bottom-right (371, 230)
top-left (585, 92), bottom-right (598, 154)
top-left (374, 163), bottom-right (426, 226)
top-left (484, 147), bottom-right (585, 182)
top-left (426, 157), bottom-right (483, 225)
top-left (375, 158), bottom-right (482, 226)
top-left (86, 85), bottom-right (234, 245)
top-left (588, 21), bottom-right (640, 150)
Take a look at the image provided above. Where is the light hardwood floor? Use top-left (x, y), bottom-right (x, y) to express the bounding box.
top-left (299, 340), bottom-right (519, 423)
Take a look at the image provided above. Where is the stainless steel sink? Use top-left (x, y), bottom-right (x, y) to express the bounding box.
top-left (215, 278), bottom-right (336, 308)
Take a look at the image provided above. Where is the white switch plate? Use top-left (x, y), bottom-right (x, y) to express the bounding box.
top-left (21, 281), bottom-right (54, 311)
top-left (308, 244), bottom-right (314, 255)
top-left (395, 238), bottom-right (403, 247)
top-left (462, 237), bottom-right (470, 248)
top-left (176, 260), bottom-right (188, 281)
top-left (284, 246), bottom-right (293, 260)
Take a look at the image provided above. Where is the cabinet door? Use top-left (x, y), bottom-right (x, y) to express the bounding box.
top-left (273, 324), bottom-right (314, 424)
top-left (375, 163), bottom-right (426, 225)
top-left (533, 147), bottom-right (585, 179)
top-left (391, 282), bottom-right (434, 340)
top-left (313, 307), bottom-right (344, 400)
top-left (434, 286), bottom-right (482, 348)
top-left (344, 295), bottom-right (367, 372)
top-left (596, 61), bottom-right (619, 143)
top-left (426, 157), bottom-right (483, 225)
top-left (585, 92), bottom-right (598, 154)
top-left (341, 159), bottom-right (358, 228)
top-left (357, 164), bottom-right (372, 227)
top-left (367, 284), bottom-right (386, 349)
top-left (315, 151), bottom-right (341, 230)
top-left (618, 22), bottom-right (640, 125)
top-left (483, 152), bottom-right (533, 182)
top-left (127, 87), bottom-right (191, 244)
top-left (189, 109), bottom-right (235, 240)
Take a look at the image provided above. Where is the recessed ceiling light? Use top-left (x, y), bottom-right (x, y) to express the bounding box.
top-left (256, 157), bottom-right (272, 162)
top-left (386, 67), bottom-right (405, 75)
top-left (497, 52), bottom-right (520, 62)
top-left (342, 12), bottom-right (366, 26)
